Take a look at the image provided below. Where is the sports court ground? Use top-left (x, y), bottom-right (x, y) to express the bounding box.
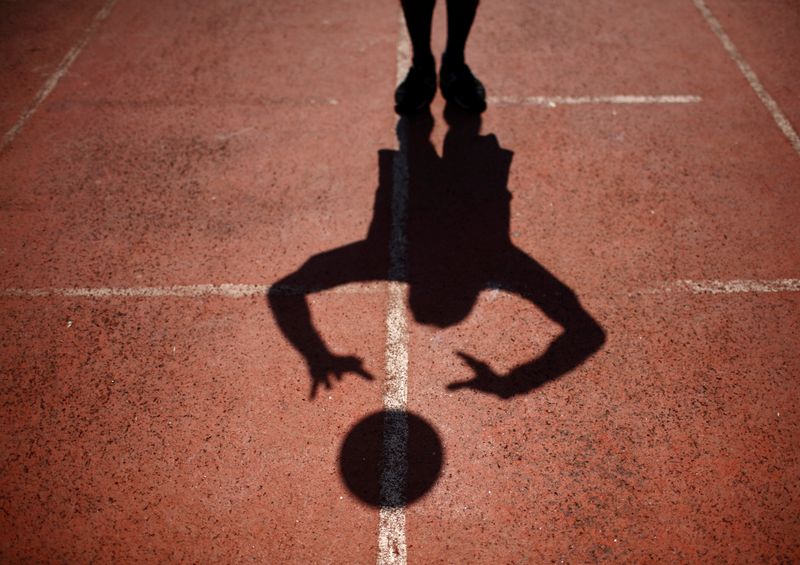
top-left (1, 0), bottom-right (799, 562)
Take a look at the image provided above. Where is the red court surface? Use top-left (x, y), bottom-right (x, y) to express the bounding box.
top-left (1, 0), bottom-right (799, 563)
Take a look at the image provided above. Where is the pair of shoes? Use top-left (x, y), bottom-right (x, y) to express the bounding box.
top-left (439, 60), bottom-right (486, 113)
top-left (394, 65), bottom-right (437, 116)
top-left (394, 59), bottom-right (487, 115)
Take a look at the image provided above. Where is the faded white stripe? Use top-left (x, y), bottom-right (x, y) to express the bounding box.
top-left (395, 13), bottom-right (412, 87)
top-left (1, 0), bottom-right (119, 152)
top-left (692, 0), bottom-right (800, 156)
top-left (674, 278), bottom-right (800, 294)
top-left (5, 278), bottom-right (800, 300)
top-left (0, 282), bottom-right (384, 298)
top-left (377, 13), bottom-right (412, 565)
top-left (488, 95), bottom-right (702, 107)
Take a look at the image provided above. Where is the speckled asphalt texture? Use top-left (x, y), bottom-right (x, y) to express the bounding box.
top-left (1, 0), bottom-right (799, 562)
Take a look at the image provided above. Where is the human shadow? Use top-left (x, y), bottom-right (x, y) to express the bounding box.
top-left (268, 104), bottom-right (605, 399)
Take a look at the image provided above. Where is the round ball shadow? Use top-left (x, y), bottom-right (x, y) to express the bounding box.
top-left (339, 410), bottom-right (443, 507)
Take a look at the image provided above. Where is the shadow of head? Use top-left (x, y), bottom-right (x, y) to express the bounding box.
top-left (409, 284), bottom-right (483, 328)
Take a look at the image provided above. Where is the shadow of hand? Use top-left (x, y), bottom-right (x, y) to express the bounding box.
top-left (309, 354), bottom-right (374, 399)
top-left (447, 351), bottom-right (515, 399)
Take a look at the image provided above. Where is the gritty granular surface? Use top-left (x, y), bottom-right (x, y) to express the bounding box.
top-left (1, 0), bottom-right (799, 562)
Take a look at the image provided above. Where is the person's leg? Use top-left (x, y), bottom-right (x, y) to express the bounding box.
top-left (401, 0), bottom-right (436, 71)
top-left (443, 0), bottom-right (478, 67)
top-left (440, 0), bottom-right (486, 113)
top-left (395, 0), bottom-right (438, 115)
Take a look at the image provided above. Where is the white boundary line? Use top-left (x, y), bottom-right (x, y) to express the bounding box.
top-left (0, 282), bottom-right (384, 298)
top-left (489, 95), bottom-right (702, 107)
top-left (692, 0), bottom-right (800, 156)
top-left (673, 278), bottom-right (800, 294)
top-left (375, 14), bottom-right (412, 565)
top-left (3, 279), bottom-right (800, 299)
top-left (0, 0), bottom-right (120, 153)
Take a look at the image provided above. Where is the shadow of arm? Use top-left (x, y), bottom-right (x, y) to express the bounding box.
top-left (449, 248), bottom-right (605, 398)
top-left (268, 241), bottom-right (380, 398)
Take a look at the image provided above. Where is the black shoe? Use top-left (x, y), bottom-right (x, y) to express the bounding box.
top-left (394, 66), bottom-right (437, 115)
top-left (439, 60), bottom-right (486, 113)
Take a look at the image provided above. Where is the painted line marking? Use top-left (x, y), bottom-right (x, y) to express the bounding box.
top-left (692, 0), bottom-right (800, 156)
top-left (375, 13), bottom-right (412, 565)
top-left (672, 278), bottom-right (800, 294)
top-left (0, 282), bottom-right (385, 299)
top-left (0, 0), bottom-right (119, 153)
top-left (489, 95), bottom-right (702, 107)
top-left (3, 279), bottom-right (800, 300)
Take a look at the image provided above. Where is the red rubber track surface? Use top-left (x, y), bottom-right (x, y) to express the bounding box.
top-left (1, 0), bottom-right (799, 562)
